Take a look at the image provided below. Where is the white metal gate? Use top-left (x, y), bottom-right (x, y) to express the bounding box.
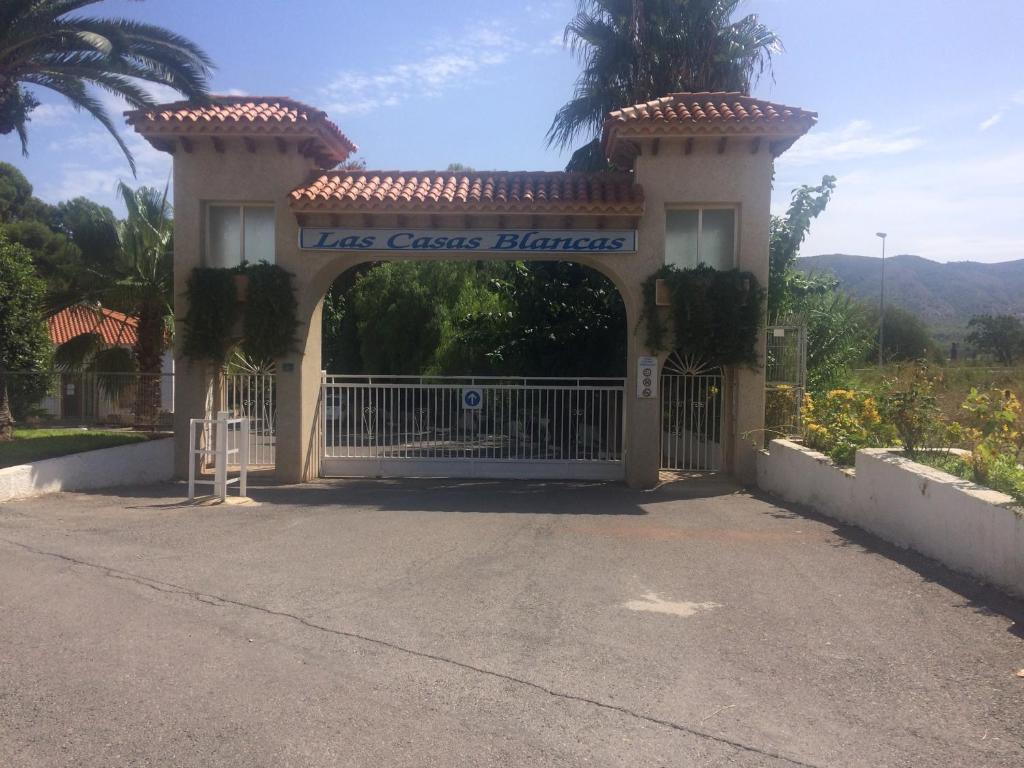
top-left (659, 352), bottom-right (724, 472)
top-left (225, 373), bottom-right (276, 468)
top-left (321, 374), bottom-right (625, 480)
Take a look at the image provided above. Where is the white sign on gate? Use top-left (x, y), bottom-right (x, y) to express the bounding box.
top-left (300, 228), bottom-right (637, 254)
top-left (461, 388), bottom-right (483, 410)
top-left (637, 356), bottom-right (658, 399)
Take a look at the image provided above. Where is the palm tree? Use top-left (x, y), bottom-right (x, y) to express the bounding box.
top-left (57, 181), bottom-right (173, 428)
top-left (0, 0), bottom-right (213, 173)
top-left (549, 0), bottom-right (782, 170)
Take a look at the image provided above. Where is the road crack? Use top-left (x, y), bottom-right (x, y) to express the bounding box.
top-left (2, 537), bottom-right (821, 768)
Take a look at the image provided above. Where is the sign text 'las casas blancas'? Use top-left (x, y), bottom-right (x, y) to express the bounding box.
top-left (299, 228), bottom-right (637, 253)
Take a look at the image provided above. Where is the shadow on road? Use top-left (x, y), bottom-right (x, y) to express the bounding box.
top-left (751, 488), bottom-right (1024, 641)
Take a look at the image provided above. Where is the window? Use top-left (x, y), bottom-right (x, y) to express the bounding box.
top-left (665, 207), bottom-right (736, 270)
top-left (206, 204), bottom-right (275, 267)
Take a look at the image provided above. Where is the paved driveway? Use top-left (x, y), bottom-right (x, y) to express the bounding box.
top-left (1, 477), bottom-right (1021, 767)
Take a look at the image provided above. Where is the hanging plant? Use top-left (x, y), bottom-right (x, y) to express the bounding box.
top-left (182, 267), bottom-right (238, 362)
top-left (641, 264), bottom-right (765, 368)
top-left (241, 261), bottom-right (300, 366)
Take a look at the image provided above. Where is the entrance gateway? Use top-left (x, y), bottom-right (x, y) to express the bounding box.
top-left (126, 92), bottom-right (816, 488)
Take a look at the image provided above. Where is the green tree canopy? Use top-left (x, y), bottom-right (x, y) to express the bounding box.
top-left (0, 0), bottom-right (213, 172)
top-left (873, 305), bottom-right (938, 363)
top-left (967, 314), bottom-right (1024, 365)
top-left (0, 233), bottom-right (53, 437)
top-left (550, 0), bottom-right (781, 169)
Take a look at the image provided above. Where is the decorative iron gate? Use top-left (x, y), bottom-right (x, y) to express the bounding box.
top-left (225, 373), bottom-right (276, 467)
top-left (659, 352), bottom-right (724, 472)
top-left (321, 374), bottom-right (625, 480)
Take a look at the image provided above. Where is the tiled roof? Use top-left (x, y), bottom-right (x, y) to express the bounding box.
top-left (125, 96), bottom-right (357, 164)
top-left (48, 305), bottom-right (138, 347)
top-left (603, 92), bottom-right (815, 163)
top-left (290, 171), bottom-right (644, 215)
top-left (605, 92), bottom-right (817, 135)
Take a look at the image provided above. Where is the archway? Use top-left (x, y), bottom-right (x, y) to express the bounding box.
top-left (309, 255), bottom-right (633, 480)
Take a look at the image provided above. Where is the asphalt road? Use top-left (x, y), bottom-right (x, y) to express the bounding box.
top-left (1, 477), bottom-right (1022, 767)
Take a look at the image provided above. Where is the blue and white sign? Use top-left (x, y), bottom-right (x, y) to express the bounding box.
top-left (461, 388), bottom-right (483, 410)
top-left (300, 228), bottom-right (637, 254)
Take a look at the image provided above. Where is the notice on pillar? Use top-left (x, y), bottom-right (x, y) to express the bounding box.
top-left (637, 356), bottom-right (658, 399)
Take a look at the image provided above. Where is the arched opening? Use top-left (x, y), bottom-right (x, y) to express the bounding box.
top-left (322, 260), bottom-right (626, 377)
top-left (314, 257), bottom-right (630, 479)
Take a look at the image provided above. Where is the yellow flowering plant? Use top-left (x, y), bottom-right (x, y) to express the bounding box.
top-left (802, 389), bottom-right (896, 466)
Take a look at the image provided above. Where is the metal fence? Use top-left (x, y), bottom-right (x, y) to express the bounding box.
top-left (659, 353), bottom-right (725, 472)
top-left (2, 370), bottom-right (173, 429)
top-left (322, 375), bottom-right (625, 474)
top-left (765, 325), bottom-right (807, 441)
top-left (224, 373), bottom-right (276, 467)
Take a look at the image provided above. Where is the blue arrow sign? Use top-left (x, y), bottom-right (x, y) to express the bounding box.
top-left (462, 388), bottom-right (483, 410)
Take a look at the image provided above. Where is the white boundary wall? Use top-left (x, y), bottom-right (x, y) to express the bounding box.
top-left (0, 438), bottom-right (173, 502)
top-left (758, 439), bottom-right (1024, 597)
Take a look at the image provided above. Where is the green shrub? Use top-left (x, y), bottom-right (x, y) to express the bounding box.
top-left (803, 389), bottom-right (896, 466)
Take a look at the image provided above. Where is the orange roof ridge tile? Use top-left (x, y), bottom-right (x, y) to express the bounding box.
top-left (290, 170), bottom-right (643, 215)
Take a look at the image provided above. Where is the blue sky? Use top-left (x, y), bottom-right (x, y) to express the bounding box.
top-left (2, 0), bottom-right (1023, 263)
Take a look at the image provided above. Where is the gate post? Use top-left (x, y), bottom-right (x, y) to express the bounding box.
top-left (274, 299), bottom-right (324, 483)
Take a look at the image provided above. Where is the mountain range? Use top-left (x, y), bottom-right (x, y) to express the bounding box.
top-left (796, 254), bottom-right (1024, 342)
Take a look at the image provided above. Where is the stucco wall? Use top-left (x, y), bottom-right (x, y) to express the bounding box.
top-left (0, 438), bottom-right (173, 502)
top-left (758, 440), bottom-right (1024, 597)
top-left (634, 142), bottom-right (774, 483)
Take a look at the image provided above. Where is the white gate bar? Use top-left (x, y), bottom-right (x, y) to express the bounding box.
top-left (189, 411), bottom-right (249, 501)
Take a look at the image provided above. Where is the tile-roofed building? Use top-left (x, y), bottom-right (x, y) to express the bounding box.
top-left (125, 96), bottom-right (357, 166)
top-left (603, 91), bottom-right (816, 165)
top-left (48, 305), bottom-right (138, 348)
top-left (290, 170), bottom-right (644, 215)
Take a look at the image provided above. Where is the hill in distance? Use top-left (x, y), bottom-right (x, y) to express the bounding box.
top-left (796, 254), bottom-right (1024, 343)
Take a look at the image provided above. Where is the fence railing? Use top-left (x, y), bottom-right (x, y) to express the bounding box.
top-left (323, 374), bottom-right (625, 464)
top-left (2, 370), bottom-right (173, 429)
top-left (224, 373), bottom-right (276, 467)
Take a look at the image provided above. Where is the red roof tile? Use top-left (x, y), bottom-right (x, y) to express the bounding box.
top-left (290, 171), bottom-right (643, 215)
top-left (125, 96), bottom-right (357, 165)
top-left (606, 92), bottom-right (816, 134)
top-left (603, 92), bottom-right (816, 162)
top-left (48, 305), bottom-right (138, 347)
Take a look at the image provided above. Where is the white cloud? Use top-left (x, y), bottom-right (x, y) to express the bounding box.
top-left (38, 127), bottom-right (171, 206)
top-left (29, 102), bottom-right (76, 126)
top-left (978, 112), bottom-right (1003, 131)
top-left (320, 22), bottom-right (525, 115)
top-left (776, 149), bottom-right (1024, 262)
top-left (781, 119), bottom-right (924, 166)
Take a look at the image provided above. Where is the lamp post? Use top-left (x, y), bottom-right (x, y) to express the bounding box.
top-left (876, 232), bottom-right (887, 366)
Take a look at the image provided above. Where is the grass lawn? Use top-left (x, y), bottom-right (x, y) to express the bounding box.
top-left (0, 428), bottom-right (155, 469)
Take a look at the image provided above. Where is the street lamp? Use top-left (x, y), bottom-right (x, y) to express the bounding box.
top-left (876, 232), bottom-right (887, 366)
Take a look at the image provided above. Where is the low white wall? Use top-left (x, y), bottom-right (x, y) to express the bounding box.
top-left (758, 440), bottom-right (1024, 598)
top-left (0, 438), bottom-right (173, 502)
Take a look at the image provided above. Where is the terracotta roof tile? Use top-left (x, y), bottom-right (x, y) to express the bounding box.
top-left (125, 96), bottom-right (356, 165)
top-left (290, 171), bottom-right (643, 215)
top-left (48, 305), bottom-right (138, 347)
top-left (603, 91), bottom-right (816, 162)
top-left (606, 92), bottom-right (816, 133)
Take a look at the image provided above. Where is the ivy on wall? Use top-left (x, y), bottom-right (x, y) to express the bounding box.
top-left (182, 267), bottom-right (238, 362)
top-left (182, 262), bottom-right (299, 365)
top-left (241, 261), bottom-right (300, 365)
top-left (641, 264), bottom-right (765, 369)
